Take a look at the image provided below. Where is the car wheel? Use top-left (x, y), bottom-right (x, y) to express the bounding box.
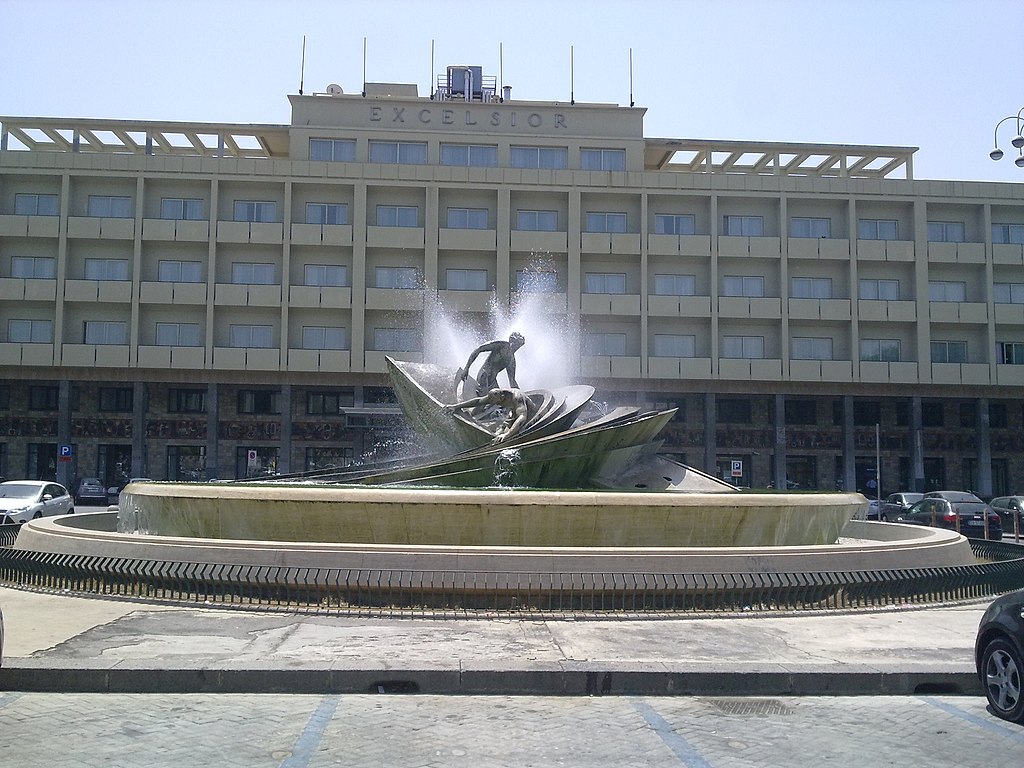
top-left (69, 507), bottom-right (75, 515)
top-left (880, 514), bottom-right (889, 522)
top-left (32, 511), bottom-right (42, 519)
top-left (981, 637), bottom-right (1024, 723)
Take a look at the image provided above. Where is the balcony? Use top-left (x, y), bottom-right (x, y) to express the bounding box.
top-left (856, 240), bottom-right (915, 262)
top-left (64, 279), bottom-right (133, 303)
top-left (366, 225), bottom-right (424, 249)
top-left (928, 302), bottom-right (988, 324)
top-left (0, 342), bottom-right (55, 366)
top-left (930, 362), bottom-right (991, 385)
top-left (136, 345), bottom-right (207, 369)
top-left (580, 293), bottom-right (641, 315)
top-left (719, 235), bottom-right (781, 258)
top-left (66, 216), bottom-right (134, 239)
top-left (0, 214), bottom-right (59, 237)
top-left (510, 230), bottom-right (568, 253)
top-left (216, 220), bottom-right (283, 244)
top-left (927, 241), bottom-right (985, 264)
top-left (288, 285), bottom-right (352, 309)
top-left (365, 287), bottom-right (425, 311)
top-left (859, 360), bottom-right (919, 383)
top-left (717, 358), bottom-right (783, 380)
top-left (439, 228), bottom-right (496, 250)
top-left (788, 359), bottom-right (854, 382)
top-left (437, 289), bottom-right (493, 312)
top-left (287, 349), bottom-right (352, 372)
top-left (290, 222), bottom-right (353, 246)
top-left (647, 295), bottom-right (712, 317)
top-left (787, 238), bottom-right (850, 260)
top-left (60, 343), bottom-right (130, 367)
top-left (139, 281), bottom-right (208, 305)
top-left (581, 355), bottom-right (642, 378)
top-left (212, 346), bottom-right (281, 371)
top-left (0, 277), bottom-right (56, 302)
top-left (213, 283), bottom-right (282, 307)
top-left (857, 299), bottom-right (917, 322)
top-left (647, 356), bottom-right (712, 379)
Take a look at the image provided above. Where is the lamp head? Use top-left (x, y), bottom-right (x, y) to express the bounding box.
top-left (1013, 134), bottom-right (1024, 149)
top-left (1016, 155), bottom-right (1024, 168)
top-left (990, 148), bottom-right (1005, 161)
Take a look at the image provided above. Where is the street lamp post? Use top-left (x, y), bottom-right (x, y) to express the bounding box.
top-left (989, 107), bottom-right (1024, 167)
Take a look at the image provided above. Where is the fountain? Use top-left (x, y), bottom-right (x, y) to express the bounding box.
top-left (8, 287), bottom-right (988, 609)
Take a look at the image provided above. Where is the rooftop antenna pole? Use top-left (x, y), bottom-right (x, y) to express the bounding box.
top-left (299, 35), bottom-right (306, 95)
top-left (430, 39), bottom-right (435, 98)
top-left (629, 48), bottom-right (634, 107)
top-left (570, 45), bottom-right (575, 105)
top-left (361, 37), bottom-right (366, 97)
top-left (499, 42), bottom-right (503, 93)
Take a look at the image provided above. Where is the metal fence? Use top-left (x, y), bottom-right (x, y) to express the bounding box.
top-left (2, 524), bottom-right (1023, 618)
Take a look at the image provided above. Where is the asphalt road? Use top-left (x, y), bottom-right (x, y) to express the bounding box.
top-left (2, 691), bottom-right (1023, 767)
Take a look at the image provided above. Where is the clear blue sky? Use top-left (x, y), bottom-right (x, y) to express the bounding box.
top-left (2, 0), bottom-right (1022, 182)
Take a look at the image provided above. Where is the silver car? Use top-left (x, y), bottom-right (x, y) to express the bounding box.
top-left (874, 492), bottom-right (924, 522)
top-left (990, 496), bottom-right (1024, 536)
top-left (0, 480), bottom-right (75, 524)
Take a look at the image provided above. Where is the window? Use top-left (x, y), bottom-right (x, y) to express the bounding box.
top-left (584, 332), bottom-right (627, 356)
top-left (859, 278), bottom-right (900, 300)
top-left (84, 321), bottom-right (127, 345)
top-left (654, 214), bottom-right (695, 235)
top-left (717, 399), bottom-right (752, 424)
top-left (993, 223), bottom-right (1024, 244)
top-left (440, 143), bottom-right (497, 167)
top-left (29, 385), bottom-right (59, 411)
top-left (997, 341), bottom-right (1024, 365)
top-left (238, 390), bottom-right (279, 415)
top-left (922, 401), bottom-right (944, 427)
top-left (157, 260), bottom-right (203, 283)
top-left (229, 324), bottom-right (273, 348)
top-left (653, 274), bottom-right (696, 296)
top-left (653, 334), bottom-right (696, 357)
top-left (723, 215), bottom-right (763, 236)
top-left (445, 268), bottom-right (488, 291)
top-left (860, 339), bottom-right (901, 362)
top-left (790, 277), bottom-right (832, 299)
top-left (373, 328), bottom-right (420, 352)
top-left (302, 326), bottom-right (348, 350)
top-left (10, 256), bottom-right (56, 279)
top-left (14, 193), bottom-right (58, 216)
top-left (928, 281), bottom-right (967, 302)
top-left (584, 272), bottom-right (626, 294)
top-left (376, 205), bottom-right (418, 227)
top-left (790, 217), bottom-right (831, 238)
top-left (927, 221), bottom-right (965, 243)
top-left (585, 212), bottom-right (627, 233)
top-left (159, 198), bottom-right (203, 220)
top-left (722, 276), bottom-right (764, 297)
top-left (858, 219), bottom-right (899, 240)
top-left (994, 283), bottom-right (1024, 304)
top-left (791, 337), bottom-right (833, 360)
top-left (98, 387), bottom-right (133, 412)
top-left (155, 322), bottom-right (201, 346)
top-left (304, 264), bottom-right (347, 287)
top-left (168, 388), bottom-right (205, 413)
top-left (931, 340), bottom-right (967, 363)
top-left (8, 319), bottom-right (52, 343)
top-left (510, 146), bottom-right (567, 169)
top-left (368, 140), bottom-right (427, 164)
top-left (721, 335), bottom-right (764, 359)
top-left (231, 262), bottom-right (275, 285)
top-left (580, 148), bottom-right (625, 171)
top-left (375, 266), bottom-right (420, 289)
top-left (306, 390), bottom-right (354, 415)
top-left (785, 399), bottom-right (817, 426)
top-left (309, 138), bottom-right (355, 162)
top-left (990, 402), bottom-right (1008, 428)
top-left (516, 210), bottom-right (558, 231)
top-left (515, 269), bottom-right (558, 293)
top-left (853, 400), bottom-right (881, 426)
top-left (84, 258), bottom-right (129, 281)
top-left (233, 200), bottom-right (276, 223)
top-left (446, 208), bottom-right (489, 229)
top-left (87, 195), bottom-right (132, 218)
top-left (959, 402), bottom-right (976, 428)
top-left (305, 202), bottom-right (348, 225)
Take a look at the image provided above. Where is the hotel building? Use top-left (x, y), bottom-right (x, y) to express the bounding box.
top-left (1, 67), bottom-right (1023, 496)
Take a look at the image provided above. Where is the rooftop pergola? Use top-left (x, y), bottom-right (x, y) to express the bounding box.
top-left (1, 116), bottom-right (916, 179)
top-left (0, 117), bottom-right (290, 159)
top-left (643, 138), bottom-right (917, 179)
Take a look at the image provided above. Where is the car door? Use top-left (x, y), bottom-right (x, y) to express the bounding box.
top-left (43, 484), bottom-right (69, 516)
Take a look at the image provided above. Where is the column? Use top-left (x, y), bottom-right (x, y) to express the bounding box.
top-left (131, 381), bottom-right (146, 477)
top-left (205, 383), bottom-right (219, 480)
top-left (976, 397), bottom-right (992, 497)
top-left (842, 395), bottom-right (855, 492)
top-left (703, 392), bottom-right (716, 476)
top-left (911, 395), bottom-right (925, 492)
top-left (279, 384), bottom-right (292, 475)
top-left (57, 379), bottom-right (73, 487)
top-left (773, 394), bottom-right (786, 489)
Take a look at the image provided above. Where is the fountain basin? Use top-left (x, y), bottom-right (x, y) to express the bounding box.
top-left (112, 483), bottom-right (864, 548)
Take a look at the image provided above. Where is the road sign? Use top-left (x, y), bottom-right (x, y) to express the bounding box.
top-left (247, 449), bottom-right (258, 467)
top-left (59, 444), bottom-right (73, 457)
top-left (731, 460), bottom-right (743, 478)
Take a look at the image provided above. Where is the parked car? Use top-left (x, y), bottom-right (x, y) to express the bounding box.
top-left (897, 491), bottom-right (1002, 539)
top-left (975, 588), bottom-right (1024, 723)
top-left (0, 480), bottom-right (74, 524)
top-left (989, 496), bottom-right (1024, 536)
top-left (871, 492), bottom-right (924, 522)
top-left (75, 477), bottom-right (108, 506)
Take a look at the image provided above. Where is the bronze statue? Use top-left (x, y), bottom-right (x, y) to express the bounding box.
top-left (457, 332), bottom-right (525, 397)
top-left (444, 388), bottom-right (531, 443)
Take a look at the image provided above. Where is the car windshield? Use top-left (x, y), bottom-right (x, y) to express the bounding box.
top-left (951, 502), bottom-right (991, 515)
top-left (0, 483), bottom-right (40, 499)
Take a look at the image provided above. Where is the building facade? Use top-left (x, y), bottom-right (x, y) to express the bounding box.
top-left (1, 71), bottom-right (1023, 496)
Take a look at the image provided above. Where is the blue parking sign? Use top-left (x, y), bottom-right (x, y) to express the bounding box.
top-left (59, 444), bottom-right (73, 457)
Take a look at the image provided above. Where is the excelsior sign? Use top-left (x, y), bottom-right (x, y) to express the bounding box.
top-left (369, 105), bottom-right (567, 130)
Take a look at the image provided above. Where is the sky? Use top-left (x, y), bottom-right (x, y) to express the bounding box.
top-left (1, 0), bottom-right (1022, 183)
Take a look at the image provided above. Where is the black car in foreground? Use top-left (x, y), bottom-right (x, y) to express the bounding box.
top-left (975, 589), bottom-right (1024, 723)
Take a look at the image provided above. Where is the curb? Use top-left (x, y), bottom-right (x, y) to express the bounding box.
top-left (0, 664), bottom-right (983, 697)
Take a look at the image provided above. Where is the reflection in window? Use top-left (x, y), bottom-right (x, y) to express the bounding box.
top-left (510, 146), bottom-right (567, 169)
top-left (85, 259), bottom-right (129, 281)
top-left (446, 208), bottom-right (488, 229)
top-left (723, 215), bottom-right (763, 236)
top-left (302, 326), bottom-right (348, 350)
top-left (233, 201), bottom-right (277, 223)
top-left (653, 274), bottom-right (696, 296)
top-left (231, 262), bottom-right (275, 285)
top-left (653, 334), bottom-right (695, 357)
top-left (229, 324), bottom-right (273, 348)
top-left (993, 223), bottom-right (1024, 244)
top-left (304, 264), bottom-right (347, 287)
top-left (580, 148), bottom-right (625, 171)
top-left (87, 195), bottom-right (132, 218)
top-left (516, 210), bottom-right (558, 231)
top-left (158, 260), bottom-right (203, 283)
top-left (790, 277), bottom-right (832, 299)
top-left (791, 337), bottom-right (833, 360)
top-left (368, 141), bottom-right (427, 164)
top-left (376, 205), bottom-right (418, 227)
top-left (654, 214), bottom-right (695, 235)
top-left (860, 339), bottom-right (901, 362)
top-left (721, 335), bottom-right (764, 359)
top-left (156, 322), bottom-right (201, 346)
top-left (790, 217), bottom-right (831, 238)
top-left (160, 198), bottom-right (204, 220)
top-left (859, 278), bottom-right (899, 300)
top-left (722, 276), bottom-right (764, 297)
top-left (11, 256), bottom-right (56, 279)
top-left (445, 268), bottom-right (488, 291)
top-left (305, 203), bottom-right (348, 225)
top-left (375, 266), bottom-right (420, 289)
top-left (309, 138), bottom-right (355, 162)
top-left (928, 281), bottom-right (966, 302)
top-left (927, 221), bottom-right (965, 243)
top-left (373, 328), bottom-right (421, 352)
top-left (84, 320), bottom-right (127, 345)
top-left (931, 340), bottom-right (967, 363)
top-left (15, 193), bottom-right (59, 216)
top-left (858, 219), bottom-right (899, 240)
top-left (584, 332), bottom-right (627, 356)
top-left (584, 272), bottom-right (626, 294)
top-left (585, 212), bottom-right (627, 233)
top-left (8, 319), bottom-right (53, 343)
top-left (440, 143), bottom-right (497, 167)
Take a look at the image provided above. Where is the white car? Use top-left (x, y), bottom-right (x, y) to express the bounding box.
top-left (0, 480), bottom-right (74, 524)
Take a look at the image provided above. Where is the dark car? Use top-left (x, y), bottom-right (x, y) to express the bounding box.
top-left (975, 588), bottom-right (1024, 723)
top-left (898, 492), bottom-right (1002, 539)
top-left (871, 492), bottom-right (924, 522)
top-left (990, 496), bottom-right (1023, 538)
top-left (75, 477), bottom-right (108, 506)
